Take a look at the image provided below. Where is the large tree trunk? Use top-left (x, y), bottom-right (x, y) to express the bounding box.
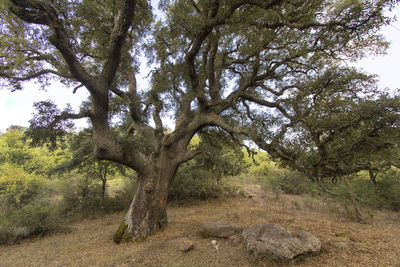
top-left (113, 148), bottom-right (179, 243)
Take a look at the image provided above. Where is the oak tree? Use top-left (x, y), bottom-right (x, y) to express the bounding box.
top-left (1, 0), bottom-right (399, 242)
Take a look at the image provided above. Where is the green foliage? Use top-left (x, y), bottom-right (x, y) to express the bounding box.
top-left (169, 162), bottom-right (227, 201)
top-left (58, 173), bottom-right (137, 215)
top-left (243, 150), bottom-right (317, 197)
top-left (375, 170), bottom-right (400, 211)
top-left (6, 199), bottom-right (58, 236)
top-left (0, 164), bottom-right (60, 244)
top-left (0, 164), bottom-right (45, 211)
top-left (50, 129), bottom-right (129, 200)
top-left (0, 129), bottom-right (70, 175)
top-left (1, 0), bottom-right (400, 242)
top-left (268, 172), bottom-right (318, 196)
top-left (193, 129), bottom-right (246, 179)
top-left (325, 170), bottom-right (400, 211)
top-left (0, 128), bottom-right (132, 242)
top-left (0, 128), bottom-right (139, 243)
top-left (244, 150), bottom-right (283, 178)
top-left (25, 101), bottom-right (74, 150)
top-left (168, 131), bottom-right (242, 201)
top-left (0, 0), bottom-right (152, 91)
top-left (280, 92), bottom-right (400, 177)
top-left (111, 176), bottom-right (138, 209)
top-left (245, 150), bottom-right (400, 212)
top-left (2, 0), bottom-right (396, 183)
top-left (0, 129), bottom-right (31, 166)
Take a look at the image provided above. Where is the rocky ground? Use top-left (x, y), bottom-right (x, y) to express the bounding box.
top-left (1, 184), bottom-right (399, 266)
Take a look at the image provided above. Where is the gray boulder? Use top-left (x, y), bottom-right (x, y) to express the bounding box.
top-left (242, 224), bottom-right (321, 261)
top-left (198, 221), bottom-right (243, 238)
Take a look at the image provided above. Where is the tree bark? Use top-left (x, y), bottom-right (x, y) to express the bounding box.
top-left (101, 177), bottom-right (106, 199)
top-left (113, 147), bottom-right (179, 243)
top-left (369, 170), bottom-right (377, 187)
top-left (99, 162), bottom-right (108, 199)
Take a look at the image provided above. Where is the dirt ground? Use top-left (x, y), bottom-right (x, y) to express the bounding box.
top-left (1, 185), bottom-right (400, 267)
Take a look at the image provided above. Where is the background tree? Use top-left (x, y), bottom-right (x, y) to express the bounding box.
top-left (50, 129), bottom-right (128, 198)
top-left (1, 0), bottom-right (399, 242)
top-left (0, 128), bottom-right (68, 175)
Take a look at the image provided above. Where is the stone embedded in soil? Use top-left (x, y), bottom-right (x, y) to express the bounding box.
top-left (198, 221), bottom-right (243, 238)
top-left (331, 241), bottom-right (350, 250)
top-left (179, 239), bottom-right (194, 252)
top-left (228, 234), bottom-right (244, 246)
top-left (168, 237), bottom-right (195, 252)
top-left (242, 224), bottom-right (321, 261)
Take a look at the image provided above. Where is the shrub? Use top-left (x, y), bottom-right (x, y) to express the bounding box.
top-left (6, 199), bottom-right (59, 237)
top-left (376, 170), bottom-right (400, 211)
top-left (245, 151), bottom-right (282, 177)
top-left (59, 174), bottom-right (101, 214)
top-left (267, 171), bottom-right (317, 195)
top-left (59, 173), bottom-right (137, 215)
top-left (0, 164), bottom-right (62, 244)
top-left (0, 164), bottom-right (45, 211)
top-left (169, 163), bottom-right (228, 201)
top-left (111, 176), bottom-right (137, 209)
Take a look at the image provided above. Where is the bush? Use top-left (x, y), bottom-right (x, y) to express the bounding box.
top-left (59, 174), bottom-right (101, 214)
top-left (0, 164), bottom-right (45, 211)
top-left (112, 176), bottom-right (137, 209)
top-left (267, 171), bottom-right (318, 196)
top-left (169, 163), bottom-right (228, 201)
top-left (245, 151), bottom-right (281, 177)
top-left (0, 164), bottom-right (62, 244)
top-left (244, 155), bottom-right (319, 196)
top-left (245, 152), bottom-right (400, 212)
top-left (59, 173), bottom-right (137, 215)
top-left (375, 170), bottom-right (400, 211)
top-left (4, 199), bottom-right (59, 239)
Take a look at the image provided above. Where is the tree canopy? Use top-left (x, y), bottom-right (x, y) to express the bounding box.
top-left (2, 0), bottom-right (400, 241)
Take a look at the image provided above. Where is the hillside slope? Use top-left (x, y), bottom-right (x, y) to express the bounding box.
top-left (1, 185), bottom-right (399, 267)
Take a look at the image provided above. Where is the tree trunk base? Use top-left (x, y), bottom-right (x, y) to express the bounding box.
top-left (113, 207), bottom-right (168, 244)
top-left (113, 222), bottom-right (129, 244)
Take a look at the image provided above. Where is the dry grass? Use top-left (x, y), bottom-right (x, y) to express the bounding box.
top-left (1, 185), bottom-right (400, 267)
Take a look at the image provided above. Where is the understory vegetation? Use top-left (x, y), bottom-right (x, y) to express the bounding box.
top-left (1, 128), bottom-right (400, 244)
top-left (244, 151), bottom-right (400, 212)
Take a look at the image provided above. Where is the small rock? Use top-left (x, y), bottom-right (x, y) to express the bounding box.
top-left (168, 237), bottom-right (195, 252)
top-left (179, 240), bottom-right (194, 252)
top-left (331, 241), bottom-right (350, 250)
top-left (211, 239), bottom-right (219, 249)
top-left (229, 234), bottom-right (243, 246)
top-left (198, 221), bottom-right (243, 238)
top-left (242, 224), bottom-right (321, 262)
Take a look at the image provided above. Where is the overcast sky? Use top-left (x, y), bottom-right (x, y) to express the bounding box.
top-left (1, 7), bottom-right (400, 133)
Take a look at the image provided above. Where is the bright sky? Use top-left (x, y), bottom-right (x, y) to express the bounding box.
top-left (0, 7), bottom-right (399, 133)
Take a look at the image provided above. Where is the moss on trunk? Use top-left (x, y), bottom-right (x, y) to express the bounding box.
top-left (113, 222), bottom-right (128, 244)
